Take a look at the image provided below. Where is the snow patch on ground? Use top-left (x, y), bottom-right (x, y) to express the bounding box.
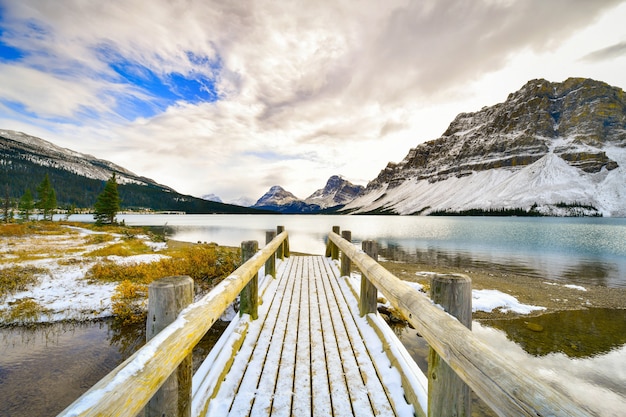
top-left (0, 226), bottom-right (169, 324)
top-left (472, 289), bottom-right (546, 314)
top-left (564, 284), bottom-right (587, 291)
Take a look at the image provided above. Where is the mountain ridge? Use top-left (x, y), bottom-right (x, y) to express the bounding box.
top-left (0, 130), bottom-right (268, 214)
top-left (343, 77), bottom-right (626, 217)
top-left (252, 176), bottom-right (364, 213)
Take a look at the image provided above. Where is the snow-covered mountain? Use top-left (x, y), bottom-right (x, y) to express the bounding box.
top-left (252, 185), bottom-right (321, 213)
top-left (253, 176), bottom-right (364, 213)
top-left (201, 193), bottom-right (223, 203)
top-left (304, 175), bottom-right (364, 209)
top-left (0, 129), bottom-right (266, 214)
top-left (0, 129), bottom-right (173, 190)
top-left (228, 196), bottom-right (255, 207)
top-left (344, 78), bottom-right (626, 217)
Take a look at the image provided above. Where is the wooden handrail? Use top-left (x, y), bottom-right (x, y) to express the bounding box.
top-left (328, 231), bottom-right (592, 417)
top-left (57, 230), bottom-right (288, 417)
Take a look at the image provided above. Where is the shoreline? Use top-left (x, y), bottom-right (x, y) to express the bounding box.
top-left (379, 260), bottom-right (626, 320)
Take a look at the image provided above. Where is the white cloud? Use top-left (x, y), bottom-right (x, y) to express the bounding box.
top-left (1, 0), bottom-right (626, 202)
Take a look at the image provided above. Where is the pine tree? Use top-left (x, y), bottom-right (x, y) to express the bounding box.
top-left (36, 174), bottom-right (57, 221)
top-left (94, 173), bottom-right (121, 225)
top-left (2, 183), bottom-right (9, 223)
top-left (19, 188), bottom-right (34, 222)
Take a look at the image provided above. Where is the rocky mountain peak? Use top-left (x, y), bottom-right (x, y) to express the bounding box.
top-left (305, 175), bottom-right (364, 209)
top-left (253, 185), bottom-right (301, 207)
top-left (348, 78), bottom-right (626, 216)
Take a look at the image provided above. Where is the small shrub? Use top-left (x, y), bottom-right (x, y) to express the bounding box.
top-left (111, 280), bottom-right (148, 325)
top-left (0, 265), bottom-right (47, 298)
top-left (86, 239), bottom-right (152, 257)
top-left (0, 223), bottom-right (29, 236)
top-left (1, 298), bottom-right (49, 323)
top-left (84, 233), bottom-right (116, 245)
top-left (89, 243), bottom-right (240, 324)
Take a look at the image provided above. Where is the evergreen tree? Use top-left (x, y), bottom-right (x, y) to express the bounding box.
top-left (94, 173), bottom-right (121, 225)
top-left (2, 183), bottom-right (9, 223)
top-left (36, 174), bottom-right (57, 220)
top-left (19, 188), bottom-right (34, 222)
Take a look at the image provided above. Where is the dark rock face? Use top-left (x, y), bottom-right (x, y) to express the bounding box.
top-left (365, 78), bottom-right (625, 191)
top-left (305, 175), bottom-right (364, 208)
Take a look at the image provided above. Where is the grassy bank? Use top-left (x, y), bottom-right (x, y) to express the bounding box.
top-left (0, 221), bottom-right (240, 325)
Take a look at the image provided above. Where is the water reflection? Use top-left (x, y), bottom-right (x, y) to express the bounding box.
top-left (0, 319), bottom-right (228, 417)
top-left (0, 321), bottom-right (123, 417)
top-left (378, 243), bottom-right (621, 287)
top-left (471, 322), bottom-right (626, 416)
top-left (396, 317), bottom-right (626, 416)
top-left (485, 308), bottom-right (626, 358)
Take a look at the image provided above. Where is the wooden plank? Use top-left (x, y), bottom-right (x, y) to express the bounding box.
top-left (329, 232), bottom-right (593, 417)
top-left (339, 267), bottom-right (427, 417)
top-left (291, 257), bottom-right (312, 417)
top-left (250, 255), bottom-right (299, 416)
top-left (227, 256), bottom-right (296, 416)
top-left (308, 257), bottom-right (333, 417)
top-left (204, 257), bottom-right (292, 415)
top-left (321, 258), bottom-right (399, 417)
top-left (316, 257), bottom-right (377, 417)
top-left (271, 256), bottom-right (305, 416)
top-left (192, 267), bottom-right (280, 417)
top-left (312, 256), bottom-right (354, 416)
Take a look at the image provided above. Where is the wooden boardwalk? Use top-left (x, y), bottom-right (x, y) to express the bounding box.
top-left (58, 229), bottom-right (591, 417)
top-left (192, 255), bottom-right (416, 417)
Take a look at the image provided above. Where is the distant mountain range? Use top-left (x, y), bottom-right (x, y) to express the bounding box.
top-left (3, 77), bottom-right (624, 217)
top-left (251, 176), bottom-right (364, 213)
top-left (343, 77), bottom-right (626, 217)
top-left (0, 130), bottom-right (267, 214)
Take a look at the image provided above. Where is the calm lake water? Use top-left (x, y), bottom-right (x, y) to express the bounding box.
top-left (2, 214), bottom-right (625, 415)
top-left (116, 214), bottom-right (626, 288)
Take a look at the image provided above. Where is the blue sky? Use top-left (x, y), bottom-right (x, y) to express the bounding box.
top-left (1, 0), bottom-right (626, 202)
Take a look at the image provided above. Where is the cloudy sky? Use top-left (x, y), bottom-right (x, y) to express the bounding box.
top-left (1, 0), bottom-right (626, 203)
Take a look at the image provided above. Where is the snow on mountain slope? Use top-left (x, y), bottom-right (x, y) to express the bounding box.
top-left (344, 78), bottom-right (626, 217)
top-left (0, 129), bottom-right (171, 189)
top-left (304, 175), bottom-right (364, 209)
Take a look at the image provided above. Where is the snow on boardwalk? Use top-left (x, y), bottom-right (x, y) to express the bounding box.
top-left (193, 255), bottom-right (416, 417)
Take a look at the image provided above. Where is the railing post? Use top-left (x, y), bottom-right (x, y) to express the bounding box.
top-left (276, 226), bottom-right (285, 260)
top-left (340, 230), bottom-right (352, 276)
top-left (331, 226), bottom-right (340, 260)
top-left (359, 240), bottom-right (379, 316)
top-left (428, 274), bottom-right (472, 417)
top-left (240, 240), bottom-right (259, 319)
top-left (265, 231), bottom-right (276, 278)
top-left (145, 276), bottom-right (194, 417)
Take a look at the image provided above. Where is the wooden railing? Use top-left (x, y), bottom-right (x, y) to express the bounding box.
top-left (57, 228), bottom-right (289, 417)
top-left (328, 229), bottom-right (592, 417)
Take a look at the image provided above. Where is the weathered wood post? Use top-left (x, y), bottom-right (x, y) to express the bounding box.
top-left (145, 276), bottom-right (194, 417)
top-left (428, 274), bottom-right (472, 417)
top-left (265, 231), bottom-right (276, 278)
top-left (331, 226), bottom-right (340, 260)
top-left (340, 230), bottom-right (352, 276)
top-left (240, 240), bottom-right (259, 320)
top-left (359, 240), bottom-right (379, 316)
top-left (276, 225), bottom-right (285, 260)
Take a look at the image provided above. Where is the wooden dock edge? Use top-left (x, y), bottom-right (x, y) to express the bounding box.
top-left (341, 275), bottom-right (428, 417)
top-left (329, 231), bottom-right (593, 417)
top-left (191, 267), bottom-right (280, 416)
top-left (57, 231), bottom-right (288, 417)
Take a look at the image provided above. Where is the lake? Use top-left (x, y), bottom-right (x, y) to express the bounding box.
top-left (3, 214), bottom-right (625, 415)
top-left (116, 214), bottom-right (626, 288)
